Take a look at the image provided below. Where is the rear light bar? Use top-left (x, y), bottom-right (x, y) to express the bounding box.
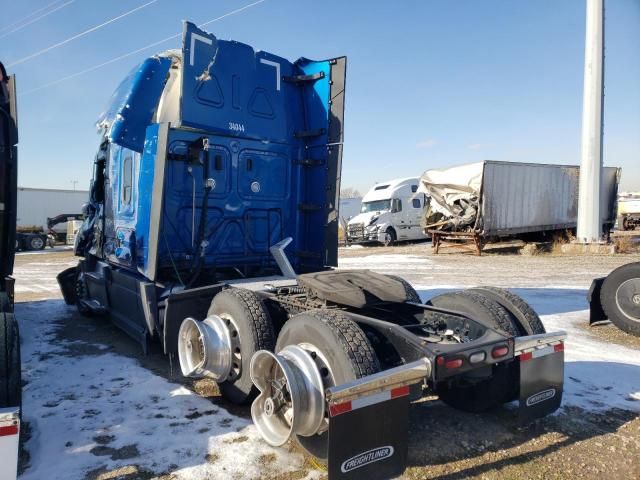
top-left (519, 340), bottom-right (565, 362)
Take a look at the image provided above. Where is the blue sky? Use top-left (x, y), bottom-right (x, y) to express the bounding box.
top-left (1, 0), bottom-right (638, 193)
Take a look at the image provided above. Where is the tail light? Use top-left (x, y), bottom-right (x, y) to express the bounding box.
top-left (492, 345), bottom-right (509, 359)
top-left (437, 356), bottom-right (463, 369)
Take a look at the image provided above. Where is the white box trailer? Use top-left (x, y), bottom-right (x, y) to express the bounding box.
top-left (420, 161), bottom-right (620, 238)
top-left (16, 187), bottom-right (88, 233)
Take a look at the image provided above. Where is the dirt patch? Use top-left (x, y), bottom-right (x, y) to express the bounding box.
top-left (579, 321), bottom-right (640, 349)
top-left (403, 401), bottom-right (640, 479)
top-left (93, 435), bottom-right (115, 445)
top-left (205, 453), bottom-right (220, 464)
top-left (257, 453), bottom-right (277, 466)
top-left (90, 444), bottom-right (140, 461)
top-left (223, 435), bottom-right (249, 444)
top-left (85, 464), bottom-right (170, 480)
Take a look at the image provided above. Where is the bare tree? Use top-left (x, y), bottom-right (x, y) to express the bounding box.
top-left (340, 187), bottom-right (361, 198)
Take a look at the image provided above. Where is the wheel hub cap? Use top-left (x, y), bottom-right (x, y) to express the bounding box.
top-left (615, 278), bottom-right (640, 321)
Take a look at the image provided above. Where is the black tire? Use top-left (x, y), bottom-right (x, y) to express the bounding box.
top-left (428, 291), bottom-right (518, 412)
top-left (28, 235), bottom-right (45, 251)
top-left (427, 291), bottom-right (517, 336)
top-left (469, 287), bottom-right (545, 336)
top-left (383, 228), bottom-right (396, 246)
top-left (385, 275), bottom-right (421, 303)
top-left (600, 262), bottom-right (640, 337)
top-left (209, 288), bottom-right (275, 404)
top-left (0, 313), bottom-right (22, 409)
top-left (276, 310), bottom-right (380, 461)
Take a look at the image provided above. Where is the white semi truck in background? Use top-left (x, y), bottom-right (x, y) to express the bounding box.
top-left (618, 194), bottom-right (640, 231)
top-left (346, 177), bottom-right (428, 246)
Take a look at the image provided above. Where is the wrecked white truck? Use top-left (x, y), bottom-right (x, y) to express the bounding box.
top-left (58, 23), bottom-right (568, 479)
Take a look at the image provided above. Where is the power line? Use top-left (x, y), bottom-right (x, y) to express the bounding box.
top-left (7, 0), bottom-right (160, 68)
top-left (0, 0), bottom-right (75, 40)
top-left (0, 0), bottom-right (68, 33)
top-left (22, 0), bottom-right (268, 96)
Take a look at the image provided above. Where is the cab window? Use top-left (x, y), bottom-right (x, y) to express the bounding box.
top-left (121, 154), bottom-right (133, 206)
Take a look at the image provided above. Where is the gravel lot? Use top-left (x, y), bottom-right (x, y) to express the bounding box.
top-left (12, 244), bottom-right (640, 479)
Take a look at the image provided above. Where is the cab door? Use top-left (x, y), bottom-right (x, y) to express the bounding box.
top-left (391, 198), bottom-right (409, 240)
top-left (409, 195), bottom-right (424, 239)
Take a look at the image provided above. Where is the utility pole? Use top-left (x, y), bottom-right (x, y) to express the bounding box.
top-left (577, 0), bottom-right (605, 243)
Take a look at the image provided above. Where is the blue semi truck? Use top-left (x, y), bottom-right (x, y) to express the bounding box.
top-left (58, 23), bottom-right (568, 480)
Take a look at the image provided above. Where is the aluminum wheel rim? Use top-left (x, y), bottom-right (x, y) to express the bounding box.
top-left (250, 345), bottom-right (325, 445)
top-left (218, 313), bottom-right (242, 381)
top-left (615, 278), bottom-right (640, 323)
top-left (31, 237), bottom-right (44, 249)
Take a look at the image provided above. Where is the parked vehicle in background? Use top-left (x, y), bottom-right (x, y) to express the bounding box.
top-left (17, 187), bottom-right (88, 241)
top-left (420, 160), bottom-right (620, 239)
top-left (588, 262), bottom-right (640, 337)
top-left (0, 62), bottom-right (22, 480)
top-left (618, 194), bottom-right (640, 231)
top-left (13, 213), bottom-right (83, 251)
top-left (347, 178), bottom-right (428, 246)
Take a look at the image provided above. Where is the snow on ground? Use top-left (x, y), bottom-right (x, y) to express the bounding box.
top-left (16, 302), bottom-right (312, 479)
top-left (11, 250), bottom-right (317, 479)
top-left (13, 251), bottom-right (640, 478)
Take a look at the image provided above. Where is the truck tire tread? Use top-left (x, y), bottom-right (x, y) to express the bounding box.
top-left (470, 287), bottom-right (545, 336)
top-left (428, 291), bottom-right (517, 336)
top-left (0, 312), bottom-right (21, 409)
top-left (308, 309), bottom-right (381, 377)
top-left (210, 288), bottom-right (275, 404)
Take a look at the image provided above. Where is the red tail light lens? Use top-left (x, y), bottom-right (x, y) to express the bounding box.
top-left (445, 358), bottom-right (463, 369)
top-left (492, 345), bottom-right (509, 358)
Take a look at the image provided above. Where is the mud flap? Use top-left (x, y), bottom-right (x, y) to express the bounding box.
top-left (518, 343), bottom-right (564, 423)
top-left (57, 266), bottom-right (78, 305)
top-left (327, 386), bottom-right (410, 480)
top-left (587, 277), bottom-right (608, 324)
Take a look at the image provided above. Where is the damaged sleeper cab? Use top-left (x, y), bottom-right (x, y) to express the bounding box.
top-left (58, 21), bottom-right (567, 480)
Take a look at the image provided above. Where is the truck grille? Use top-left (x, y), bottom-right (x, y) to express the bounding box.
top-left (348, 223), bottom-right (365, 241)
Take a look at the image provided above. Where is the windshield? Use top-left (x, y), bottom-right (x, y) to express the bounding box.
top-left (361, 200), bottom-right (391, 213)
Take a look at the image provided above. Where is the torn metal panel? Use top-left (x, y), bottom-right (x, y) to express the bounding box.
top-left (419, 161), bottom-right (620, 237)
top-left (96, 54), bottom-right (173, 152)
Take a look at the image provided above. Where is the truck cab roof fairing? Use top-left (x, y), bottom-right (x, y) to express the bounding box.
top-left (96, 54), bottom-right (174, 152)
